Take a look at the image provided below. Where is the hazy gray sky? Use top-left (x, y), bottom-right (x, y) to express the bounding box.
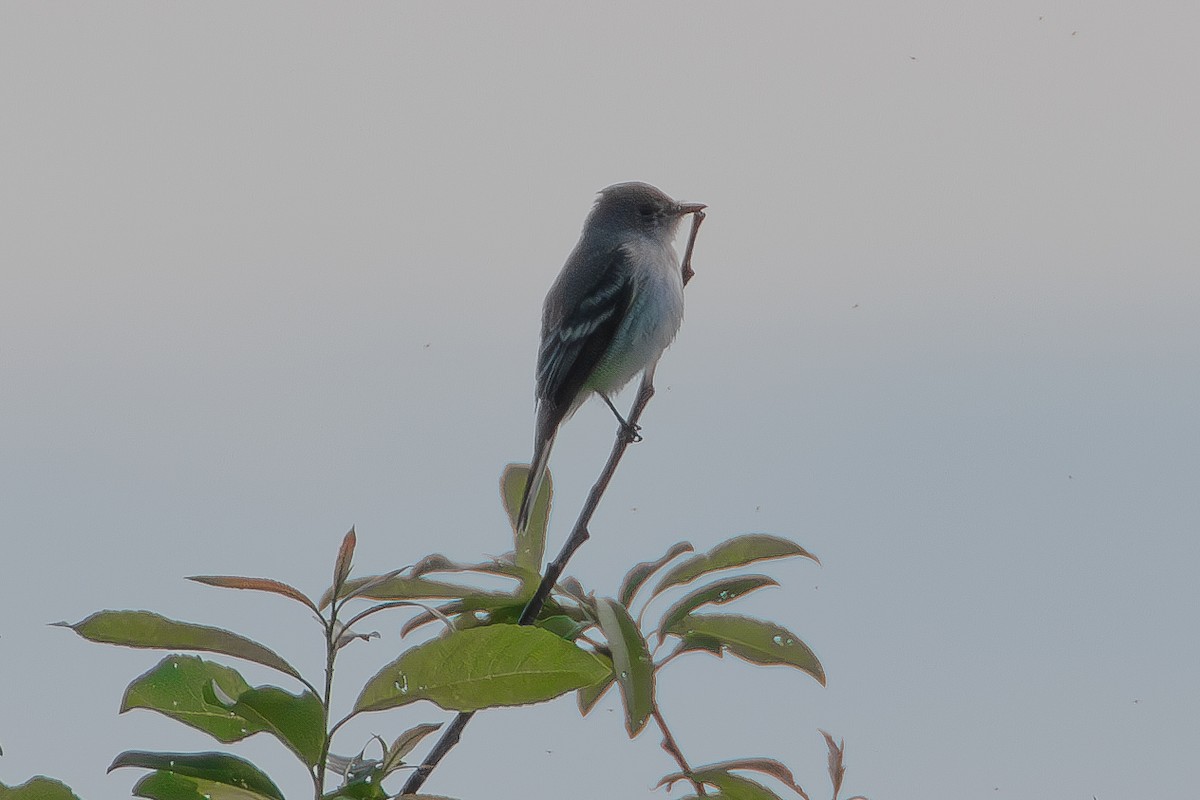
top-left (3, 3), bottom-right (1198, 798)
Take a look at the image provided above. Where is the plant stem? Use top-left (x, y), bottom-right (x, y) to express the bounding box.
top-left (401, 376), bottom-right (656, 796)
top-left (314, 602), bottom-right (339, 798)
top-left (652, 705), bottom-right (707, 797)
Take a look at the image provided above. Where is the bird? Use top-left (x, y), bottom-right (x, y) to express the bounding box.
top-left (516, 182), bottom-right (705, 532)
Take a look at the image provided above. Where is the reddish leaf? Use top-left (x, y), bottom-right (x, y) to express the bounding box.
top-left (332, 527), bottom-right (357, 597)
top-left (187, 576), bottom-right (318, 614)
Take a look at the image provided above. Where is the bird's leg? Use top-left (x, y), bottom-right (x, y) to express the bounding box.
top-left (600, 394), bottom-right (642, 443)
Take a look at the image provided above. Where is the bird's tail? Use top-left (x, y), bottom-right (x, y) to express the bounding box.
top-left (516, 421), bottom-right (557, 534)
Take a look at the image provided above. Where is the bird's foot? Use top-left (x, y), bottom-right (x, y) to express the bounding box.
top-left (601, 394), bottom-right (643, 443)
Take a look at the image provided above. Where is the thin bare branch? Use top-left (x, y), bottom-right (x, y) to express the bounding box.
top-left (401, 371), bottom-right (662, 795)
top-left (652, 706), bottom-right (707, 797)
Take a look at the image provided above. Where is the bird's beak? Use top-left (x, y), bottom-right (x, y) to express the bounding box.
top-left (676, 202), bottom-right (706, 215)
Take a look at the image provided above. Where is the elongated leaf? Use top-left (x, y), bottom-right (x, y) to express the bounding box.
top-left (186, 576), bottom-right (318, 614)
top-left (321, 778), bottom-right (388, 800)
top-left (820, 730), bottom-right (845, 799)
top-left (232, 687), bottom-right (325, 767)
top-left (324, 788), bottom-right (455, 800)
top-left (131, 770), bottom-right (272, 799)
top-left (400, 602), bottom-right (464, 638)
top-left (576, 653), bottom-right (616, 716)
top-left (332, 528), bottom-right (357, 600)
top-left (656, 575), bottom-right (778, 642)
top-left (121, 655), bottom-right (262, 743)
top-left (663, 614), bottom-right (824, 685)
top-left (536, 614), bottom-right (590, 640)
top-left (451, 603), bottom-right (525, 631)
top-left (58, 611), bottom-right (300, 679)
top-left (649, 535), bottom-right (817, 602)
top-left (355, 624), bottom-right (608, 713)
top-left (674, 633), bottom-right (724, 657)
top-left (319, 556), bottom-right (504, 611)
top-left (401, 588), bottom-right (572, 637)
top-left (500, 463), bottom-right (550, 575)
top-left (337, 567), bottom-right (408, 603)
top-left (399, 591), bottom-right (526, 637)
top-left (659, 768), bottom-right (787, 800)
top-left (327, 575), bottom-right (487, 609)
top-left (664, 759), bottom-right (809, 799)
top-left (617, 541), bottom-right (693, 607)
top-left (594, 598), bottom-right (653, 736)
top-left (382, 723), bottom-right (443, 775)
top-left (697, 770), bottom-right (785, 800)
top-left (0, 777), bottom-right (82, 799)
top-left (410, 553), bottom-right (535, 585)
top-left (109, 752), bottom-right (283, 800)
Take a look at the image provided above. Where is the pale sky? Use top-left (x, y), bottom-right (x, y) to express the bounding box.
top-left (3, 3), bottom-right (1198, 799)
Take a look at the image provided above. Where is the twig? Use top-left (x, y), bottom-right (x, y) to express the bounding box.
top-left (652, 706), bottom-right (708, 797)
top-left (401, 373), bottom-right (658, 796)
top-left (400, 709), bottom-right (475, 793)
top-left (401, 209), bottom-right (705, 796)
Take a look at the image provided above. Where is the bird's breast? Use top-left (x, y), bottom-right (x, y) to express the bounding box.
top-left (586, 237), bottom-right (685, 396)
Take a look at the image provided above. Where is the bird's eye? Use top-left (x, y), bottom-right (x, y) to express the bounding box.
top-left (638, 204), bottom-right (657, 219)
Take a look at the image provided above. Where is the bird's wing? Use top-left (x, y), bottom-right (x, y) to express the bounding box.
top-left (536, 246), bottom-right (634, 412)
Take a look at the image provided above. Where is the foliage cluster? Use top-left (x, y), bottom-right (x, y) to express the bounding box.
top-left (2, 466), bottom-right (863, 800)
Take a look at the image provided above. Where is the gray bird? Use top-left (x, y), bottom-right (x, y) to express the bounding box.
top-left (516, 182), bottom-right (705, 532)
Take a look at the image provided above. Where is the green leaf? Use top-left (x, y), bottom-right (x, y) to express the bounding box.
top-left (382, 723), bottom-right (443, 775)
top-left (594, 598), bottom-right (654, 736)
top-left (58, 611), bottom-right (301, 679)
top-left (410, 553), bottom-right (536, 586)
top-left (500, 463), bottom-right (550, 575)
top-left (617, 541), bottom-right (693, 607)
top-left (332, 575), bottom-right (490, 607)
top-left (649, 535), bottom-right (817, 602)
top-left (672, 759), bottom-right (809, 798)
top-left (231, 687), bottom-right (326, 767)
top-left (450, 602), bottom-right (525, 631)
top-left (131, 770), bottom-right (272, 799)
top-left (663, 614), bottom-right (824, 685)
top-left (186, 576), bottom-right (318, 614)
top-left (675, 633), bottom-right (724, 657)
top-left (355, 624), bottom-right (608, 713)
top-left (656, 575), bottom-right (779, 643)
top-left (0, 777), bottom-right (83, 799)
top-left (536, 614), bottom-right (590, 640)
top-left (400, 601), bottom-right (466, 638)
top-left (325, 787), bottom-right (456, 800)
top-left (109, 752), bottom-right (284, 800)
top-left (576, 653), bottom-right (616, 716)
top-left (403, 591), bottom-right (570, 638)
top-left (320, 777), bottom-right (388, 800)
top-left (659, 768), bottom-right (788, 800)
top-left (695, 771), bottom-right (785, 800)
top-left (121, 655), bottom-right (263, 743)
top-left (322, 773), bottom-right (460, 800)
